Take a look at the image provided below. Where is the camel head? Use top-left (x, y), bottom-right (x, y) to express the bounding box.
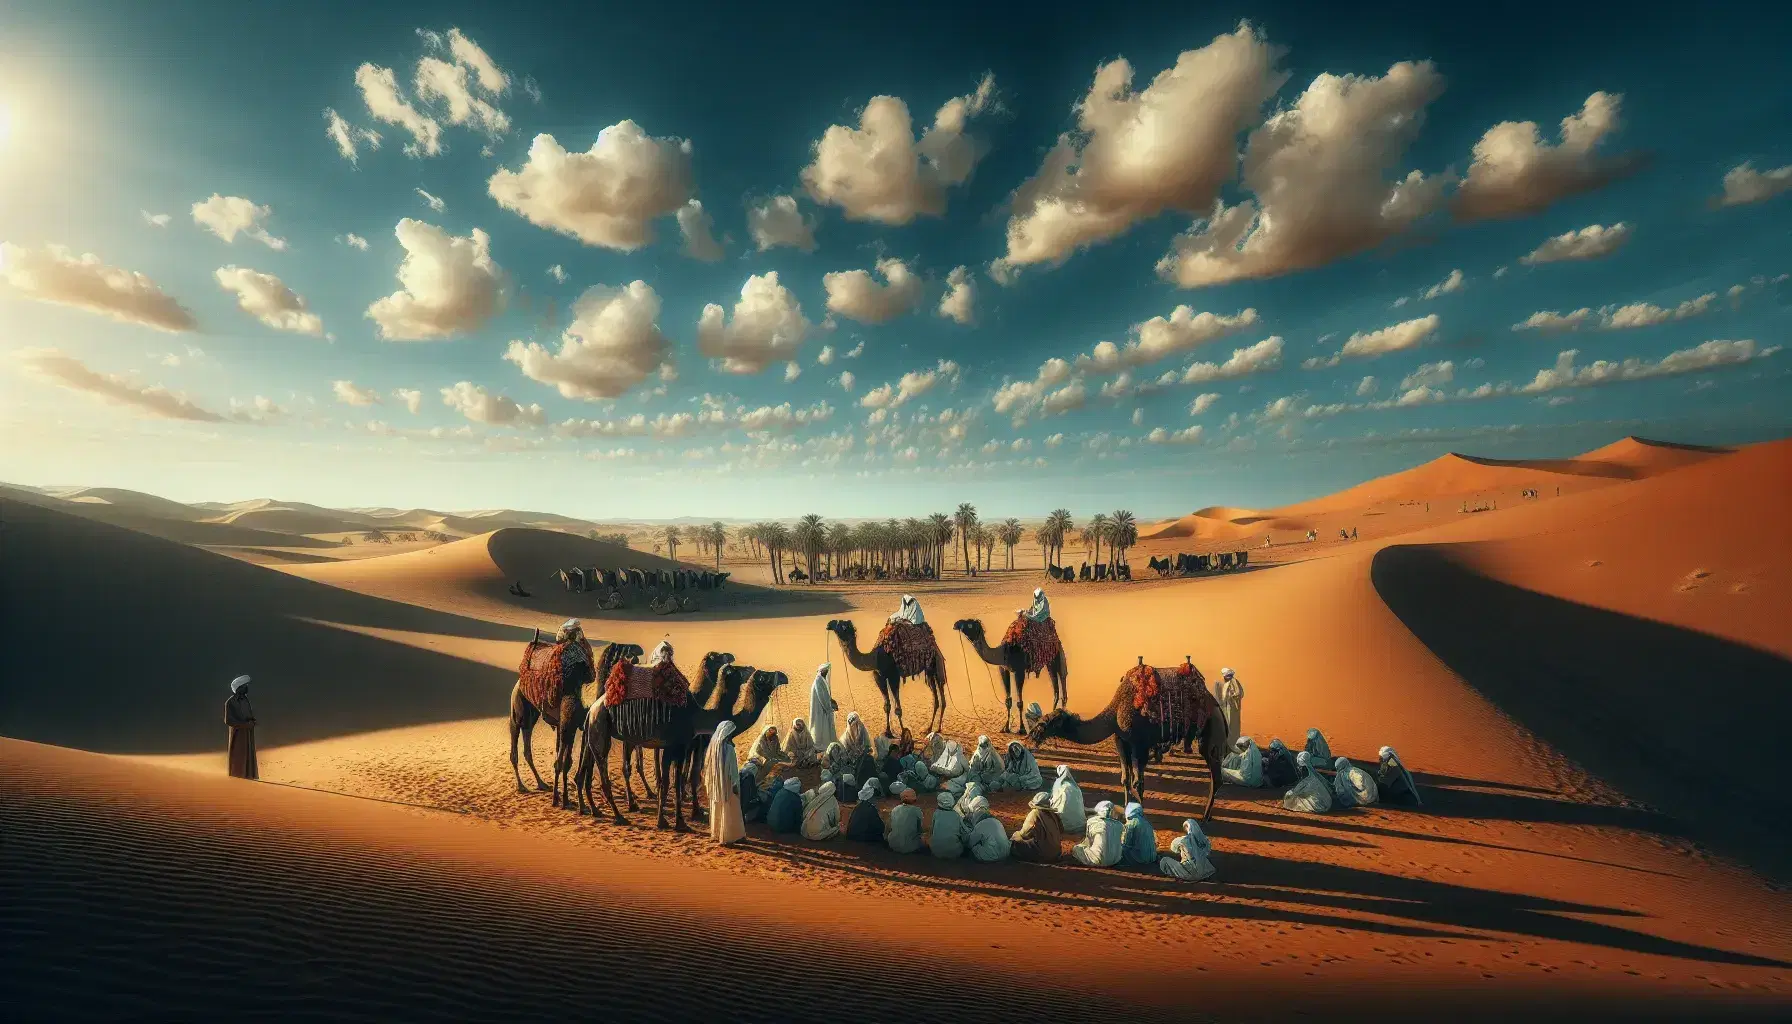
top-left (951, 618), bottom-right (985, 643)
top-left (612, 642), bottom-right (644, 663)
top-left (746, 668), bottom-right (789, 706)
top-left (699, 650), bottom-right (735, 678)
top-left (1027, 709), bottom-right (1071, 750)
top-left (824, 619), bottom-right (856, 641)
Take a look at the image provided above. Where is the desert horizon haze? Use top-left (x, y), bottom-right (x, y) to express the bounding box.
top-left (2, 0), bottom-right (1789, 1020)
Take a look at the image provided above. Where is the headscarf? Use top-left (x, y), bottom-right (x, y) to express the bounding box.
top-left (1026, 587), bottom-right (1050, 622)
top-left (784, 718), bottom-right (816, 760)
top-left (922, 732), bottom-right (946, 763)
top-left (890, 594), bottom-right (926, 626)
top-left (1181, 818), bottom-right (1212, 856)
top-left (1304, 727), bottom-right (1332, 763)
top-left (649, 639), bottom-right (674, 667)
top-left (1024, 702), bottom-right (1044, 729)
top-left (841, 711), bottom-right (871, 763)
top-left (859, 778), bottom-right (880, 802)
top-left (1028, 791), bottom-right (1051, 810)
top-left (965, 796), bottom-right (991, 824)
top-left (930, 739), bottom-right (967, 778)
top-left (749, 724), bottom-right (783, 764)
top-left (936, 790), bottom-right (957, 810)
top-left (557, 619), bottom-right (584, 642)
top-left (961, 780), bottom-right (985, 812)
top-left (824, 741), bottom-right (846, 769)
top-left (703, 721), bottom-right (740, 812)
top-left (1004, 741), bottom-right (1040, 782)
top-left (968, 734), bottom-right (1003, 781)
top-left (783, 777), bottom-right (802, 793)
top-left (1220, 667), bottom-right (1233, 680)
top-left (230, 674), bottom-right (251, 694)
top-left (1092, 799), bottom-right (1116, 821)
top-left (1269, 738), bottom-right (1287, 753)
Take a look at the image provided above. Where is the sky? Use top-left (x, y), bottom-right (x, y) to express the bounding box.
top-left (1, 0), bottom-right (1788, 521)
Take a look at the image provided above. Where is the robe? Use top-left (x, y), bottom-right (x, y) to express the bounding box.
top-left (928, 807), bottom-right (970, 859)
top-left (845, 798), bottom-right (884, 841)
top-left (801, 782), bottom-right (841, 840)
top-left (890, 596), bottom-right (926, 626)
top-left (1118, 804), bottom-right (1158, 866)
top-left (1333, 759), bottom-right (1380, 808)
top-left (965, 808), bottom-right (1011, 862)
top-left (1070, 804), bottom-right (1123, 867)
top-left (704, 725), bottom-right (745, 845)
top-left (1051, 769), bottom-right (1087, 835)
top-left (1263, 743), bottom-right (1300, 788)
top-left (225, 694), bottom-right (258, 780)
top-left (930, 742), bottom-right (968, 787)
top-left (1002, 743), bottom-right (1043, 792)
top-left (766, 783), bottom-right (804, 834)
top-left (738, 767), bottom-right (767, 823)
top-left (784, 721), bottom-right (820, 768)
top-left (1377, 752), bottom-right (1423, 806)
top-left (896, 754), bottom-right (937, 793)
top-left (1009, 805), bottom-right (1064, 863)
top-left (1158, 821), bottom-right (1217, 882)
top-left (886, 802), bottom-right (925, 853)
top-left (748, 728), bottom-right (787, 772)
top-left (1303, 728), bottom-right (1333, 766)
top-left (840, 715), bottom-right (871, 768)
top-left (1283, 762), bottom-right (1335, 814)
top-left (809, 670), bottom-right (840, 750)
top-left (1216, 676), bottom-right (1245, 748)
top-left (1221, 742), bottom-right (1264, 788)
top-left (966, 739), bottom-right (1005, 791)
top-left (1026, 590), bottom-right (1051, 623)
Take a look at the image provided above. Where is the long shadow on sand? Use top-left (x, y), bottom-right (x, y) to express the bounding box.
top-left (1371, 543), bottom-right (1792, 882)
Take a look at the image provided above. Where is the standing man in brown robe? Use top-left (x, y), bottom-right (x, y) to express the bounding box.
top-left (225, 674), bottom-right (258, 780)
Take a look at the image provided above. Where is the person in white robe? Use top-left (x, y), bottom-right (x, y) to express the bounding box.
top-left (889, 594), bottom-right (927, 626)
top-left (748, 724), bottom-right (787, 773)
top-left (801, 779), bottom-right (841, 840)
top-left (1051, 764), bottom-right (1087, 834)
top-left (1158, 818), bottom-right (1217, 882)
top-left (648, 638), bottom-right (674, 666)
top-left (1376, 746), bottom-right (1423, 806)
top-left (1221, 735), bottom-right (1264, 788)
top-left (1023, 702), bottom-right (1045, 734)
top-left (966, 734), bottom-right (1005, 791)
top-left (1215, 668), bottom-right (1244, 748)
top-left (963, 796), bottom-right (1012, 862)
top-left (1303, 727), bottom-right (1333, 767)
top-left (928, 791), bottom-right (970, 858)
top-left (1282, 751), bottom-right (1334, 813)
top-left (1119, 802), bottom-right (1158, 866)
top-left (886, 787), bottom-right (925, 853)
top-left (1002, 741), bottom-right (1043, 791)
top-left (704, 721), bottom-right (745, 845)
top-left (1026, 588), bottom-right (1051, 622)
top-left (784, 717), bottom-right (820, 768)
top-left (959, 780), bottom-right (986, 818)
top-left (840, 711), bottom-right (871, 767)
top-left (808, 664), bottom-right (840, 750)
top-left (1070, 800), bottom-right (1124, 867)
top-left (1333, 756), bottom-right (1380, 808)
top-left (930, 739), bottom-right (968, 793)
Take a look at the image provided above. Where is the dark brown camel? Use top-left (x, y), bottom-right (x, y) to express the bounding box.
top-left (951, 617), bottom-right (1069, 733)
top-left (619, 650), bottom-right (732, 807)
top-left (578, 663), bottom-right (788, 829)
top-left (825, 618), bottom-right (947, 737)
top-left (509, 637), bottom-right (636, 806)
top-left (1027, 656), bottom-right (1231, 818)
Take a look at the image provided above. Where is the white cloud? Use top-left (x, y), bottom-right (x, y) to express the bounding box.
top-left (332, 380), bottom-right (383, 406)
top-left (992, 358), bottom-right (1075, 420)
top-left (354, 63), bottom-right (442, 157)
top-left (1513, 307), bottom-right (1597, 332)
top-left (141, 210), bottom-right (171, 227)
top-left (1181, 335), bottom-right (1285, 383)
top-left (1520, 340), bottom-right (1779, 393)
top-left (1493, 265), bottom-right (1510, 279)
top-left (696, 271), bottom-right (811, 373)
top-left (1304, 315), bottom-right (1439, 367)
top-left (365, 219), bottom-right (505, 340)
top-left (440, 381), bottom-right (543, 426)
top-left (416, 188), bottom-right (446, 212)
top-left (488, 122), bottom-right (693, 250)
top-left (0, 243), bottom-right (198, 332)
top-left (746, 194), bottom-right (817, 252)
top-left (1045, 433), bottom-right (1064, 447)
top-left (1145, 424), bottom-right (1205, 444)
top-left (1000, 24), bottom-right (1286, 272)
top-left (784, 361), bottom-right (802, 382)
top-left (676, 199), bottom-right (725, 262)
top-left (392, 388), bottom-right (423, 413)
top-left (339, 233), bottom-right (370, 250)
top-left (225, 395), bottom-right (287, 424)
top-left (1515, 292), bottom-right (1716, 332)
top-left (1398, 359), bottom-right (1455, 390)
top-left (547, 263), bottom-right (566, 283)
top-left (555, 397), bottom-right (831, 438)
top-left (938, 265), bottom-right (975, 325)
top-left (1392, 296), bottom-right (1410, 308)
top-left (800, 74), bottom-right (996, 224)
top-left (1421, 269), bottom-right (1464, 300)
top-left (1716, 162), bottom-right (1792, 207)
top-left (845, 341), bottom-right (865, 359)
top-left (837, 371), bottom-right (856, 392)
top-left (1258, 394), bottom-right (1302, 420)
top-left (215, 266), bottom-right (324, 336)
top-left (1520, 222), bottom-right (1631, 265)
top-left (817, 345), bottom-right (835, 365)
top-left (324, 107), bottom-right (381, 164)
top-left (414, 56), bottom-right (508, 138)
top-left (191, 194), bottom-right (287, 250)
top-left (860, 359), bottom-right (961, 409)
top-left (1131, 407), bottom-right (1145, 426)
top-left (504, 280), bottom-right (670, 400)
top-left (823, 257), bottom-right (922, 324)
top-left (1188, 392), bottom-right (1221, 415)
top-left (20, 349), bottom-right (223, 421)
top-left (1083, 306), bottom-right (1258, 372)
top-left (431, 27), bottom-right (509, 95)
top-left (1455, 93), bottom-right (1637, 221)
top-left (1159, 60), bottom-right (1448, 288)
top-left (1356, 375), bottom-right (1377, 396)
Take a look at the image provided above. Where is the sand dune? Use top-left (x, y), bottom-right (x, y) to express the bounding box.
top-left (43, 485), bottom-right (215, 521)
top-left (1, 485), bottom-right (338, 549)
top-left (1577, 436), bottom-right (1734, 478)
top-left (211, 505), bottom-right (376, 535)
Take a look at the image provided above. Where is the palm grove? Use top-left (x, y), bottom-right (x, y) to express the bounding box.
top-left (667, 507), bottom-right (1139, 585)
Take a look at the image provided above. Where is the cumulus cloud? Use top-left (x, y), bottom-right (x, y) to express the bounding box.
top-left (845, 341), bottom-right (865, 359)
top-left (1000, 24), bottom-right (1285, 273)
top-left (823, 257), bottom-right (923, 324)
top-left (1454, 93), bottom-right (1639, 221)
top-left (1188, 392), bottom-right (1221, 415)
top-left (332, 380), bottom-right (383, 406)
top-left (504, 280), bottom-right (670, 400)
top-left (1181, 335), bottom-right (1285, 383)
top-left (837, 371), bottom-right (856, 392)
top-left (1520, 340), bottom-right (1779, 393)
top-left (784, 361), bottom-right (802, 382)
top-left (488, 122), bottom-right (693, 250)
top-left (324, 107), bottom-right (382, 163)
top-left (1146, 424), bottom-right (1205, 444)
top-left (1398, 360), bottom-right (1455, 390)
top-left (1513, 292), bottom-right (1716, 333)
top-left (191, 194), bottom-right (287, 250)
top-left (1421, 269), bottom-right (1464, 300)
top-left (338, 233), bottom-right (370, 250)
top-left (1083, 305), bottom-right (1259, 372)
top-left (1520, 222), bottom-right (1631, 265)
top-left (860, 359), bottom-right (961, 410)
top-left (1159, 60), bottom-right (1448, 288)
top-left (1356, 375), bottom-right (1377, 396)
top-left (1716, 162), bottom-right (1792, 207)
top-left (800, 74), bottom-right (996, 224)
top-left (354, 63), bottom-right (441, 157)
top-left (392, 387), bottom-right (423, 413)
top-left (817, 345), bottom-right (835, 365)
top-left (938, 266), bottom-right (976, 325)
top-left (992, 358), bottom-right (1074, 419)
top-left (415, 55), bottom-right (509, 138)
top-left (142, 211), bottom-right (172, 227)
top-left (1512, 308), bottom-right (1597, 332)
top-left (440, 381), bottom-right (543, 426)
top-left (697, 271), bottom-right (811, 373)
top-left (365, 219), bottom-right (505, 340)
top-left (555, 396), bottom-right (832, 439)
top-left (547, 264), bottom-right (566, 283)
top-left (225, 395), bottom-right (287, 424)
top-left (1304, 315), bottom-right (1439, 368)
top-left (676, 199), bottom-right (725, 261)
top-left (215, 266), bottom-right (324, 336)
top-left (20, 349), bottom-right (222, 421)
top-left (0, 243), bottom-right (198, 332)
top-left (746, 194), bottom-right (817, 252)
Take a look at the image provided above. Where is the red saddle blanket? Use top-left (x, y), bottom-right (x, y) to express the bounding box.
top-left (603, 659), bottom-right (690, 708)
top-left (518, 638), bottom-right (594, 712)
top-left (1124, 661), bottom-right (1213, 739)
top-left (873, 621), bottom-right (940, 678)
top-left (1001, 617), bottom-right (1063, 674)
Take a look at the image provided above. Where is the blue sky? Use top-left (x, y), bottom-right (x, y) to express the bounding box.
top-left (1, 0), bottom-right (1788, 520)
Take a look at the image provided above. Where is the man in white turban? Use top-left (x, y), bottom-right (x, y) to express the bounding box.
top-left (1333, 756), bottom-right (1379, 808)
top-left (648, 638), bottom-right (674, 666)
top-left (704, 721), bottom-right (745, 844)
top-left (963, 796), bottom-right (1011, 862)
top-left (1221, 735), bottom-right (1263, 788)
top-left (1215, 668), bottom-right (1244, 748)
top-left (1050, 764), bottom-right (1086, 834)
top-left (1377, 746), bottom-right (1423, 806)
top-left (1025, 587), bottom-right (1051, 623)
top-left (928, 790), bottom-right (970, 858)
top-left (1158, 818), bottom-right (1217, 881)
top-left (784, 717), bottom-right (819, 768)
top-left (808, 663), bottom-right (839, 749)
top-left (224, 675), bottom-right (257, 780)
top-left (1070, 800), bottom-right (1124, 867)
top-left (929, 739), bottom-right (968, 792)
top-left (889, 594), bottom-right (926, 626)
top-left (801, 778), bottom-right (840, 840)
top-left (966, 734), bottom-right (1005, 791)
top-left (1282, 751), bottom-right (1334, 813)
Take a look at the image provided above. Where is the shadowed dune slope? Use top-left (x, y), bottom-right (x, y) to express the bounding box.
top-left (1, 485), bottom-right (336, 548)
top-left (0, 498), bottom-right (529, 754)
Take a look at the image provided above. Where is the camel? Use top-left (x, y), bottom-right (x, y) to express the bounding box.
top-left (509, 637), bottom-right (637, 806)
top-left (578, 663), bottom-right (789, 829)
top-left (1027, 656), bottom-right (1231, 819)
top-left (825, 618), bottom-right (948, 737)
top-left (617, 650), bottom-right (732, 809)
top-left (951, 617), bottom-right (1068, 733)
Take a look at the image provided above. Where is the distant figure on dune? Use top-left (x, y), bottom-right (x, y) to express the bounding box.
top-left (1215, 667), bottom-right (1244, 747)
top-left (224, 674), bottom-right (258, 780)
top-left (1282, 751), bottom-right (1334, 814)
top-left (1263, 738), bottom-right (1299, 788)
top-left (808, 663), bottom-right (839, 749)
top-left (1377, 746), bottom-right (1423, 806)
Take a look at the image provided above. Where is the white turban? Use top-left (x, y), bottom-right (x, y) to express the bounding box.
top-left (1237, 735), bottom-right (1254, 750)
top-left (846, 711), bottom-right (859, 724)
top-left (562, 618), bottom-right (582, 632)
top-left (783, 777), bottom-right (802, 792)
top-left (1221, 667), bottom-right (1234, 678)
top-left (1026, 702), bottom-right (1043, 720)
top-left (1055, 764), bottom-right (1073, 782)
top-left (1029, 791), bottom-right (1051, 809)
top-left (649, 639), bottom-right (673, 666)
top-left (1335, 757), bottom-right (1352, 773)
top-left (936, 790), bottom-right (956, 810)
top-left (859, 779), bottom-right (880, 801)
top-left (1297, 751), bottom-right (1311, 769)
top-left (1379, 745), bottom-right (1396, 761)
top-left (1034, 587), bottom-right (1044, 599)
top-left (977, 735), bottom-right (990, 748)
top-left (230, 674), bottom-right (251, 693)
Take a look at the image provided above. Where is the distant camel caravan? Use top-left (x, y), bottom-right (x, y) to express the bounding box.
top-left (1046, 562), bottom-right (1132, 582)
top-left (1146, 551), bottom-right (1251, 577)
top-left (556, 566), bottom-right (730, 594)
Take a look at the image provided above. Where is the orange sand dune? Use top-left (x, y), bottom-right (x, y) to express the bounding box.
top-left (1139, 505), bottom-right (1296, 542)
top-left (1277, 451), bottom-right (1632, 517)
top-left (0, 484), bottom-right (337, 549)
top-left (1576, 436), bottom-right (1734, 478)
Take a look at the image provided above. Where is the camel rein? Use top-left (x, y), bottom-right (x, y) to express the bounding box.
top-left (828, 630), bottom-right (862, 730)
top-left (954, 632), bottom-right (996, 735)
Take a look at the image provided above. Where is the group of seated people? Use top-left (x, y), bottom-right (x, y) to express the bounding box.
top-left (1215, 726), bottom-right (1423, 814)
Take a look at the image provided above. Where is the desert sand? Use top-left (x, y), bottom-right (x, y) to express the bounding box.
top-left (3, 436), bottom-right (1790, 1020)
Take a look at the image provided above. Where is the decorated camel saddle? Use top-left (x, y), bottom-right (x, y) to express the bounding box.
top-left (873, 621), bottom-right (941, 678)
top-left (518, 630), bottom-right (596, 718)
top-left (1002, 616), bottom-right (1063, 674)
top-left (603, 644), bottom-right (690, 707)
top-left (1120, 657), bottom-right (1215, 742)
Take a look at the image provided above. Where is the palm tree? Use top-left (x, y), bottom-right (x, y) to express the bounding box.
top-left (763, 522), bottom-right (790, 584)
top-left (1108, 509), bottom-right (1137, 567)
top-left (999, 518), bottom-right (1022, 569)
top-left (662, 525), bottom-right (681, 562)
top-left (709, 522), bottom-right (727, 568)
top-left (825, 521), bottom-right (851, 577)
top-left (928, 513), bottom-right (953, 575)
top-left (1043, 509), bottom-right (1073, 571)
top-left (1085, 513), bottom-right (1108, 567)
top-left (954, 503), bottom-right (978, 575)
top-left (795, 514), bottom-right (825, 583)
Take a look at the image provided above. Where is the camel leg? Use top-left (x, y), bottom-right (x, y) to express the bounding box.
top-left (1002, 669), bottom-right (1018, 734)
top-left (655, 751), bottom-right (672, 830)
top-left (888, 675), bottom-right (906, 736)
top-left (1203, 754), bottom-right (1221, 821)
top-left (510, 686), bottom-right (547, 792)
top-left (520, 713), bottom-right (549, 792)
top-left (645, 749), bottom-right (660, 801)
top-left (509, 704), bottom-right (527, 793)
top-left (687, 747), bottom-right (707, 825)
top-left (595, 744), bottom-right (627, 826)
top-left (575, 734), bottom-right (593, 815)
top-left (620, 743), bottom-right (641, 811)
top-left (881, 684), bottom-right (895, 738)
top-left (672, 752), bottom-right (690, 833)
